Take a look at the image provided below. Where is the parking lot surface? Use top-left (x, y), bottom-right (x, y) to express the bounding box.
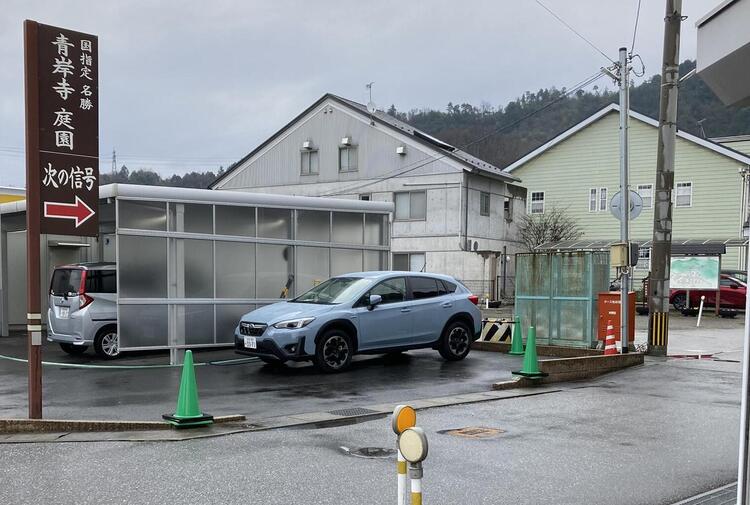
top-left (0, 335), bottom-right (518, 421)
top-left (0, 358), bottom-right (740, 505)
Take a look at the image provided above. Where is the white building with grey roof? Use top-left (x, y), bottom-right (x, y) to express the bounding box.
top-left (210, 94), bottom-right (527, 297)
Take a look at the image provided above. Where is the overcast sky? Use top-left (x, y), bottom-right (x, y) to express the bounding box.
top-left (0, 0), bottom-right (719, 187)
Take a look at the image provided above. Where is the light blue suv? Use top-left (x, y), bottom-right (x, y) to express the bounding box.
top-left (234, 271), bottom-right (481, 372)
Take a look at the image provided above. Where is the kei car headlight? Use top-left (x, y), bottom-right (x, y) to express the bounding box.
top-left (273, 317), bottom-right (316, 329)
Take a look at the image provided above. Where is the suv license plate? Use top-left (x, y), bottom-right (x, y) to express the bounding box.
top-left (59, 307), bottom-right (69, 319)
top-left (244, 336), bottom-right (257, 349)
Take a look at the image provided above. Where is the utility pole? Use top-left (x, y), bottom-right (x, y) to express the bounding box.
top-left (648, 0), bottom-right (682, 356)
top-left (111, 148), bottom-right (116, 174)
top-left (618, 46), bottom-right (631, 354)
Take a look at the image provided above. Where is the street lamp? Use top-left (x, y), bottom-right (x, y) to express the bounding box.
top-left (739, 218), bottom-right (750, 505)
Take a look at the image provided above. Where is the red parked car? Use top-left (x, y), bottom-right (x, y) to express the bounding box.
top-left (670, 274), bottom-right (746, 311)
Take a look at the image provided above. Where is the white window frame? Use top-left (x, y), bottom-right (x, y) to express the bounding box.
top-left (530, 191), bottom-right (545, 214)
top-left (599, 187), bottom-right (607, 212)
top-left (675, 181), bottom-right (693, 208)
top-left (504, 197), bottom-right (513, 221)
top-left (394, 190), bottom-right (427, 221)
top-left (589, 188), bottom-right (597, 212)
top-left (393, 252), bottom-right (426, 272)
top-left (338, 145), bottom-right (358, 173)
top-left (637, 184), bottom-right (653, 209)
top-left (480, 191), bottom-right (490, 217)
top-left (300, 149), bottom-right (319, 176)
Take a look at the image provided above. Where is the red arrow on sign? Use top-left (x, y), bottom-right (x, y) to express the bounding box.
top-left (43, 196), bottom-right (95, 228)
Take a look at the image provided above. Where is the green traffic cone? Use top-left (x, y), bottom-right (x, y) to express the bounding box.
top-left (512, 326), bottom-right (548, 378)
top-left (162, 350), bottom-right (214, 428)
top-left (508, 316), bottom-right (525, 355)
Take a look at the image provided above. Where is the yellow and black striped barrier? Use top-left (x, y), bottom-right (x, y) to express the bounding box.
top-left (478, 318), bottom-right (513, 343)
top-left (649, 311), bottom-right (669, 351)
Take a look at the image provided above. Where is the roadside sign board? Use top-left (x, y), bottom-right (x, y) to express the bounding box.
top-left (36, 23), bottom-right (99, 236)
top-left (670, 256), bottom-right (720, 290)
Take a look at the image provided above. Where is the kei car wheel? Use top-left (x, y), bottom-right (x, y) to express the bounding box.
top-left (94, 326), bottom-right (120, 359)
top-left (59, 343), bottom-right (88, 355)
top-left (438, 320), bottom-right (472, 361)
top-left (314, 329), bottom-right (353, 373)
top-left (672, 293), bottom-right (687, 312)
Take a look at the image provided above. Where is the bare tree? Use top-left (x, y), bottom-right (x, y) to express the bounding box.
top-left (519, 207), bottom-right (584, 251)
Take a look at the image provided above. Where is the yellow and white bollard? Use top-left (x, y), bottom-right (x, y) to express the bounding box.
top-left (398, 427), bottom-right (429, 505)
top-left (397, 449), bottom-right (407, 505)
top-left (409, 464), bottom-right (423, 505)
top-left (392, 405), bottom-right (417, 505)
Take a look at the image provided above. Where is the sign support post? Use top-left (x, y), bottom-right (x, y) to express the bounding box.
top-left (23, 20), bottom-right (42, 419)
top-left (23, 19), bottom-right (100, 419)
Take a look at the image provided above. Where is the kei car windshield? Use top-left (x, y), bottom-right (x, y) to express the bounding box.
top-left (293, 277), bottom-right (373, 305)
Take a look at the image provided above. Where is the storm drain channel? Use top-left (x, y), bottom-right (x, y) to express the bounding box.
top-left (670, 483), bottom-right (736, 505)
top-left (328, 407), bottom-right (378, 417)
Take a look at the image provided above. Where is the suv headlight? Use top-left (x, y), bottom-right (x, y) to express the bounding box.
top-left (273, 317), bottom-right (316, 329)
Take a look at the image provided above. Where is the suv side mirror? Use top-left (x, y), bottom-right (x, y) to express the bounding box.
top-left (368, 294), bottom-right (383, 310)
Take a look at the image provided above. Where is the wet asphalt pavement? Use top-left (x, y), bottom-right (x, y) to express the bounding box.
top-left (0, 358), bottom-right (741, 505)
top-left (0, 335), bottom-right (517, 421)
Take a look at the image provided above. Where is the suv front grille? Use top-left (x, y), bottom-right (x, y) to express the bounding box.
top-left (240, 322), bottom-right (267, 337)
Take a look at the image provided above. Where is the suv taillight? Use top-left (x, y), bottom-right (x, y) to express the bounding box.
top-left (468, 295), bottom-right (479, 305)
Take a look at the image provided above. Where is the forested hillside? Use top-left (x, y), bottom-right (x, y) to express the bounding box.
top-left (105, 60), bottom-right (750, 187)
top-left (387, 60), bottom-right (750, 169)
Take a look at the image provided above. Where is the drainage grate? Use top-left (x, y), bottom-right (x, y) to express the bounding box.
top-left (328, 407), bottom-right (378, 417)
top-left (670, 483), bottom-right (737, 505)
top-left (439, 427), bottom-right (505, 439)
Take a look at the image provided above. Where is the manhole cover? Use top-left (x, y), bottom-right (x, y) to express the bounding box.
top-left (328, 407), bottom-right (377, 417)
top-left (439, 427), bottom-right (504, 439)
top-left (340, 446), bottom-right (396, 459)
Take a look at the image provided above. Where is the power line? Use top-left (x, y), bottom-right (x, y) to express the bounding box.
top-left (320, 69), bottom-right (606, 197)
top-left (630, 0), bottom-right (643, 55)
top-left (534, 0), bottom-right (615, 64)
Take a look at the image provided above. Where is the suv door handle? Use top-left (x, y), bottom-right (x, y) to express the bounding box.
top-left (400, 308), bottom-right (411, 313)
top-left (441, 302), bottom-right (453, 308)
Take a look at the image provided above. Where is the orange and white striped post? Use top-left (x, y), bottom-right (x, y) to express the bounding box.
top-left (604, 320), bottom-right (618, 355)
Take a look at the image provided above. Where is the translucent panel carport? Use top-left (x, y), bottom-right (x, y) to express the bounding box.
top-left (515, 252), bottom-right (609, 347)
top-left (115, 191), bottom-right (391, 357)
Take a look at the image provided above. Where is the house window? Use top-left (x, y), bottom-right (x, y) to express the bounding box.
top-left (394, 191), bottom-right (427, 221)
top-left (599, 187), bottom-right (607, 211)
top-left (359, 194), bottom-right (371, 201)
top-left (504, 197), bottom-right (513, 221)
top-left (393, 252), bottom-right (426, 272)
top-left (589, 188), bottom-right (597, 212)
top-left (637, 184), bottom-right (653, 208)
top-left (636, 247), bottom-right (651, 270)
top-left (676, 182), bottom-right (692, 207)
top-left (300, 150), bottom-right (319, 175)
top-left (480, 192), bottom-right (490, 216)
top-left (339, 146), bottom-right (358, 172)
top-left (530, 191), bottom-right (545, 214)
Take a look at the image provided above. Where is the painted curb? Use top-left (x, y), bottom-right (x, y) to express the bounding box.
top-left (0, 414), bottom-right (246, 434)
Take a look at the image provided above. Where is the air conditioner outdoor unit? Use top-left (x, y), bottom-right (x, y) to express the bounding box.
top-left (341, 137), bottom-right (351, 146)
top-left (302, 141), bottom-right (312, 150)
top-left (396, 146), bottom-right (406, 155)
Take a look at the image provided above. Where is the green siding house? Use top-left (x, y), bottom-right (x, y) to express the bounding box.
top-left (505, 104), bottom-right (750, 276)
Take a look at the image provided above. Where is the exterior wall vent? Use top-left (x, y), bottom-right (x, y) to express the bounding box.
top-left (302, 141), bottom-right (313, 150)
top-left (396, 146), bottom-right (406, 155)
top-left (341, 137), bottom-right (351, 146)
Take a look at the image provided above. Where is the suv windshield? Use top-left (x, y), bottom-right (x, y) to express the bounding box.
top-left (293, 277), bottom-right (373, 305)
top-left (50, 268), bottom-right (82, 296)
